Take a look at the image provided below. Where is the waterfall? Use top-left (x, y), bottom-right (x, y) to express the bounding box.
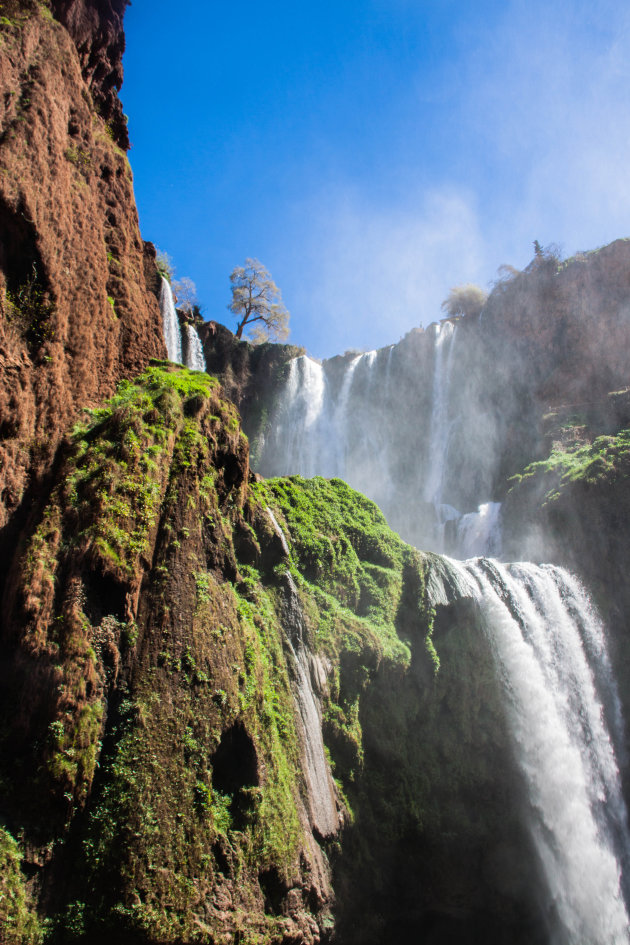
top-left (423, 321), bottom-right (457, 506)
top-left (261, 323), bottom-right (503, 556)
top-left (273, 355), bottom-right (328, 477)
top-left (183, 323), bottom-right (206, 372)
top-left (258, 311), bottom-right (630, 939)
top-left (265, 351), bottom-right (384, 481)
top-left (443, 558), bottom-right (630, 945)
top-left (455, 501), bottom-right (503, 558)
top-left (159, 277), bottom-right (206, 371)
top-left (280, 572), bottom-right (339, 838)
top-left (159, 276), bottom-right (182, 364)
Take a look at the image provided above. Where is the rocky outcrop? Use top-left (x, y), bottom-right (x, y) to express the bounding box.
top-left (198, 321), bottom-right (304, 463)
top-left (0, 365), bottom-right (335, 942)
top-left (0, 1), bottom-right (164, 569)
top-left (50, 0), bottom-right (130, 149)
top-left (0, 364), bottom-right (551, 943)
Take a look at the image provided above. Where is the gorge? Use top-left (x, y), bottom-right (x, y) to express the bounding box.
top-left (1, 2), bottom-right (630, 944)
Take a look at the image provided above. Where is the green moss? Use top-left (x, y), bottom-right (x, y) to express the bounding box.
top-left (253, 475), bottom-right (413, 664)
top-left (3, 360), bottom-right (448, 940)
top-left (0, 829), bottom-right (42, 944)
top-left (509, 428), bottom-right (630, 506)
top-left (66, 364), bottom-right (218, 578)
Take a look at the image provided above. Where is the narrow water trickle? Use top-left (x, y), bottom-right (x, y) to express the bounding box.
top-left (280, 570), bottom-right (338, 839)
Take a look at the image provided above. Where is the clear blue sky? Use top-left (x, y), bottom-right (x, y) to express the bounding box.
top-left (122, 0), bottom-right (630, 359)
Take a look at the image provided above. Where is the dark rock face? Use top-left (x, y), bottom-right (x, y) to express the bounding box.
top-left (198, 320), bottom-right (304, 463)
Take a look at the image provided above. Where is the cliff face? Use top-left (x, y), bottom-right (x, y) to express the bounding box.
top-left (0, 364), bottom-right (550, 944)
top-left (202, 240), bottom-right (630, 546)
top-left (0, 0), bottom-right (164, 551)
top-left (50, 0), bottom-right (130, 150)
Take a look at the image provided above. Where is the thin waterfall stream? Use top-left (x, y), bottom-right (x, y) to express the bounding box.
top-left (159, 276), bottom-right (206, 371)
top-left (160, 276), bottom-right (182, 364)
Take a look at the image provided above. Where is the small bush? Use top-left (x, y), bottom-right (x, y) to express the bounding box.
top-left (441, 283), bottom-right (488, 319)
top-left (156, 249), bottom-right (174, 282)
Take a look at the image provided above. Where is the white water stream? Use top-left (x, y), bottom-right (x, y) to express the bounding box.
top-left (159, 276), bottom-right (206, 371)
top-left (262, 323), bottom-right (501, 556)
top-left (160, 276), bottom-right (182, 364)
top-left (183, 322), bottom-right (207, 372)
top-left (280, 569), bottom-right (339, 838)
top-left (439, 558), bottom-right (630, 944)
top-left (423, 321), bottom-right (457, 507)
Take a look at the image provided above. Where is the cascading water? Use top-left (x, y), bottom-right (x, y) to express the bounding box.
top-left (455, 500), bottom-right (503, 558)
top-left (159, 276), bottom-right (206, 371)
top-left (439, 558), bottom-right (630, 945)
top-left (280, 567), bottom-right (339, 838)
top-left (266, 350), bottom-right (384, 481)
top-left (273, 355), bottom-right (328, 477)
top-left (159, 276), bottom-right (182, 364)
top-left (183, 322), bottom-right (206, 372)
top-left (261, 322), bottom-right (501, 556)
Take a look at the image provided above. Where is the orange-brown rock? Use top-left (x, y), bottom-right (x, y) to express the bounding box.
top-left (0, 0), bottom-right (165, 549)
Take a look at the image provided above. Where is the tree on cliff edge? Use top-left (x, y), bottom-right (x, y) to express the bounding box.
top-left (441, 283), bottom-right (488, 319)
top-left (229, 259), bottom-right (290, 343)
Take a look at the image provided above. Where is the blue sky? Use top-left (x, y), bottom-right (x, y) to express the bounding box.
top-left (122, 0), bottom-right (630, 359)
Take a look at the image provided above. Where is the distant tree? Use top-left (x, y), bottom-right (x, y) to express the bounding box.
top-left (172, 276), bottom-right (198, 316)
top-left (526, 241), bottom-right (563, 273)
top-left (229, 259), bottom-right (290, 342)
top-left (490, 263), bottom-right (521, 292)
top-left (441, 283), bottom-right (488, 319)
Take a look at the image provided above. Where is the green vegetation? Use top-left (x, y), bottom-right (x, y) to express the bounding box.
top-left (0, 828), bottom-right (41, 944)
top-left (509, 428), bottom-right (630, 505)
top-left (67, 363), bottom-right (218, 577)
top-left (155, 249), bottom-right (174, 282)
top-left (64, 145), bottom-right (91, 169)
top-left (248, 475), bottom-right (439, 810)
top-left (3, 262), bottom-right (55, 351)
top-left (253, 475), bottom-right (417, 660)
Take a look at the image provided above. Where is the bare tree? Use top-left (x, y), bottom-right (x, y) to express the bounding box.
top-left (172, 276), bottom-right (198, 316)
top-left (229, 259), bottom-right (289, 342)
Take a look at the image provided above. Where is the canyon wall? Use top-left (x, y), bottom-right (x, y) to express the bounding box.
top-left (0, 0), bottom-right (164, 562)
top-left (2, 3), bottom-right (630, 943)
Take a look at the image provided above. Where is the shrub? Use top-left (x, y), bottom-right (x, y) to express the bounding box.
top-left (440, 283), bottom-right (488, 318)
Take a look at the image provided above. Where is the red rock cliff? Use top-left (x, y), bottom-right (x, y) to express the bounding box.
top-left (0, 0), bottom-right (165, 543)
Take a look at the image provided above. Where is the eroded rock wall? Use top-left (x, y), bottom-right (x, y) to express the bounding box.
top-left (0, 0), bottom-right (164, 550)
